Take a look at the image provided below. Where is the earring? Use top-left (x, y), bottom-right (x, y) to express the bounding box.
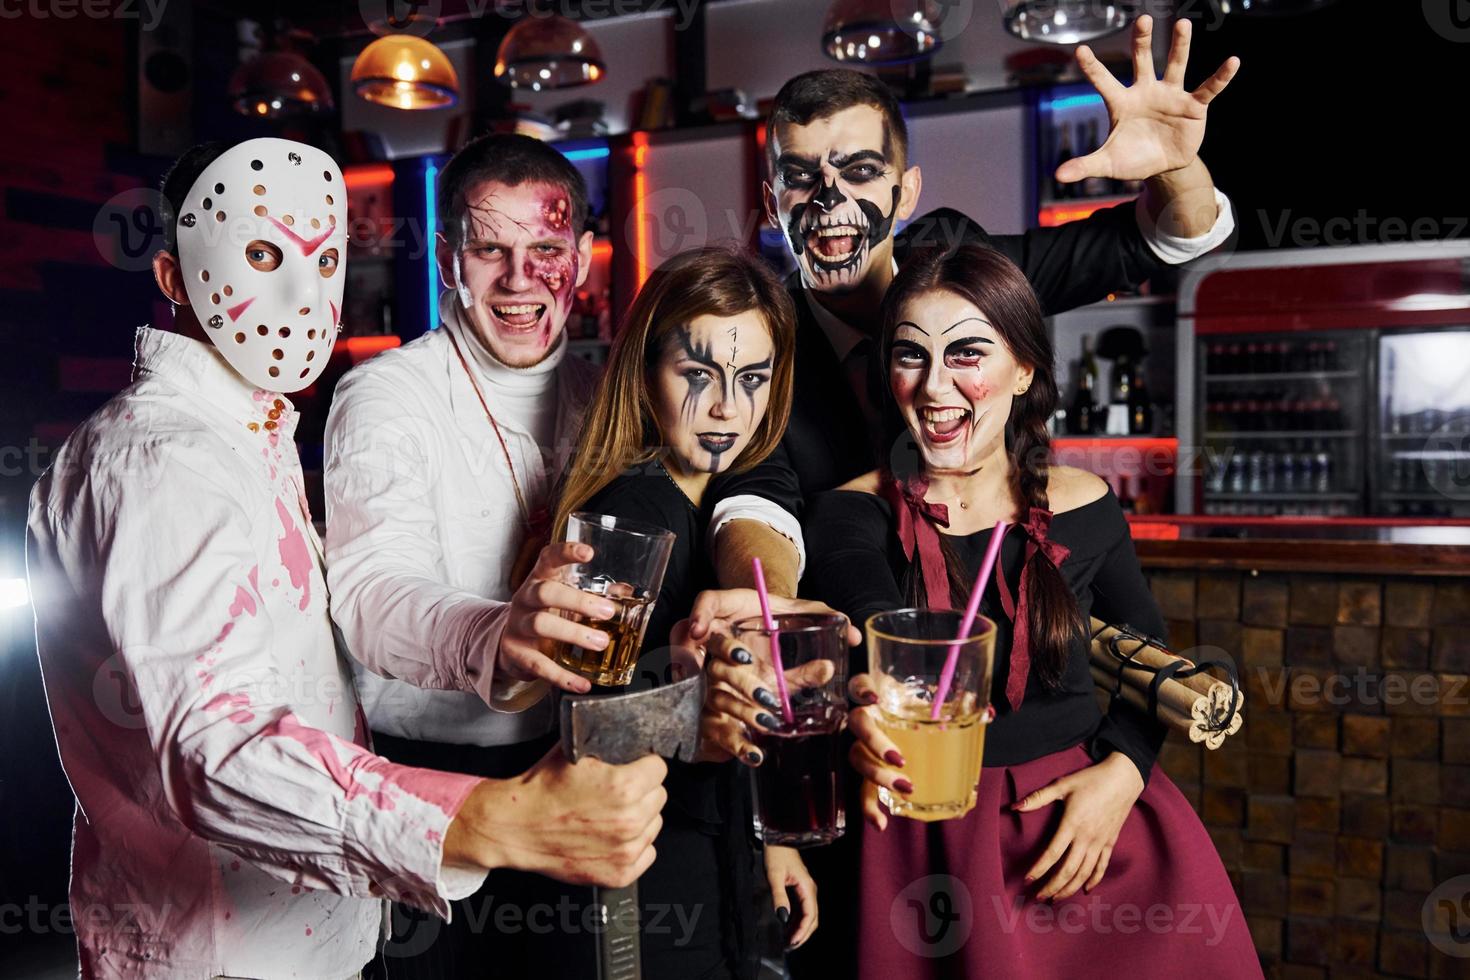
top-left (1015, 385), bottom-right (1029, 395)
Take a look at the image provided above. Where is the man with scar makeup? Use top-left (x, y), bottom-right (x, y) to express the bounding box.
top-left (322, 134), bottom-right (805, 975)
top-left (702, 15), bottom-right (1240, 599)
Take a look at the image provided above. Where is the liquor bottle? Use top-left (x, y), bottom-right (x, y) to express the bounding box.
top-left (1081, 120), bottom-right (1108, 198)
top-left (1128, 368), bottom-right (1153, 435)
top-left (1053, 124), bottom-right (1074, 200)
top-left (1068, 336), bottom-right (1098, 434)
top-left (1117, 475), bottom-right (1136, 513)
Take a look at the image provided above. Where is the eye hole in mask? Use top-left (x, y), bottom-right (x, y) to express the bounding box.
top-left (318, 247), bottom-right (340, 279)
top-left (246, 240), bottom-right (283, 272)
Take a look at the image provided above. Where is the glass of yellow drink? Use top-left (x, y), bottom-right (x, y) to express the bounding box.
top-left (866, 609), bottom-right (996, 822)
top-left (553, 512), bottom-right (674, 687)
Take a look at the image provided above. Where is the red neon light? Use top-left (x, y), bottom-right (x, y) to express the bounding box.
top-left (1051, 437), bottom-right (1178, 452)
top-left (1128, 514), bottom-right (1470, 528)
top-left (337, 335), bottom-right (401, 360)
top-left (1038, 196), bottom-right (1131, 228)
top-left (343, 164), bottom-right (395, 190)
top-left (632, 133), bottom-right (650, 287)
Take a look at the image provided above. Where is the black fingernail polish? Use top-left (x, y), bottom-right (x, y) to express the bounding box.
top-left (755, 712), bottom-right (779, 730)
top-left (746, 750), bottom-right (763, 765)
top-left (733, 647), bottom-right (753, 665)
top-left (754, 688), bottom-right (780, 710)
top-left (776, 906), bottom-right (790, 925)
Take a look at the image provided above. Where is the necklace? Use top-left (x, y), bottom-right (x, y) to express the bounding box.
top-left (444, 326), bottom-right (549, 536)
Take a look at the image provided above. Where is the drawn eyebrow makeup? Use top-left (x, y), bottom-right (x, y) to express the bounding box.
top-left (827, 149), bottom-right (887, 168)
top-left (942, 317), bottom-right (994, 335)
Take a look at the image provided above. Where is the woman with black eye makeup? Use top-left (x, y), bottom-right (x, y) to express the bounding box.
top-left (551, 245), bottom-right (823, 979)
top-left (798, 244), bottom-right (1261, 978)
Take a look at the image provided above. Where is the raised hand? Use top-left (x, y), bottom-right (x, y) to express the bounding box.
top-left (1057, 15), bottom-right (1240, 187)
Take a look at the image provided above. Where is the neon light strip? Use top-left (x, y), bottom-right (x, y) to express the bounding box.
top-left (632, 133), bottom-right (650, 287)
top-left (561, 146), bottom-right (610, 161)
top-left (1041, 93), bottom-right (1105, 112)
top-left (425, 159), bottom-right (440, 331)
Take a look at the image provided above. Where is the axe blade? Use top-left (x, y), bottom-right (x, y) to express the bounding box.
top-left (559, 670), bottom-right (706, 766)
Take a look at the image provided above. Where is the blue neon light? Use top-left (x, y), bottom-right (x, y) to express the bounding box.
top-left (561, 146), bottom-right (610, 162)
top-left (425, 159), bottom-right (439, 331)
top-left (1042, 93), bottom-right (1105, 112)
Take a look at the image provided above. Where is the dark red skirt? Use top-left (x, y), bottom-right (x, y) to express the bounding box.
top-left (856, 744), bottom-right (1263, 979)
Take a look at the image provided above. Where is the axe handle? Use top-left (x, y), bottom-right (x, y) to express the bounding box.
top-left (594, 882), bottom-right (642, 980)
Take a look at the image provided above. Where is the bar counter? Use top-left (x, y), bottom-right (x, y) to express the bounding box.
top-left (1129, 517), bottom-right (1470, 577)
top-left (1120, 514), bottom-right (1468, 971)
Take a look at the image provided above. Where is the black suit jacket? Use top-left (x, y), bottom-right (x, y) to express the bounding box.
top-left (711, 201), bottom-right (1167, 516)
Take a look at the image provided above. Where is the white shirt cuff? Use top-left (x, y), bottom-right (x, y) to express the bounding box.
top-left (708, 494), bottom-right (807, 579)
top-left (1135, 187), bottom-right (1235, 265)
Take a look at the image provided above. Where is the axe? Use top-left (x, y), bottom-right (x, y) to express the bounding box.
top-left (558, 649), bottom-right (706, 980)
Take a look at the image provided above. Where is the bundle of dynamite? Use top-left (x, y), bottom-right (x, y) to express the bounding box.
top-left (1088, 618), bottom-right (1244, 750)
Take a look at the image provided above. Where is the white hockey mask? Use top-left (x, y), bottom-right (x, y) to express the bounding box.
top-left (175, 138), bottom-right (348, 392)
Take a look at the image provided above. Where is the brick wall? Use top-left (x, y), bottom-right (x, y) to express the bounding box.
top-left (1145, 568), bottom-right (1470, 979)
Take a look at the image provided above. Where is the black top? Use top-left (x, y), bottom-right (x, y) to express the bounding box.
top-left (583, 462), bottom-right (757, 980)
top-left (800, 486), bottom-right (1169, 784)
top-left (710, 203), bottom-right (1169, 515)
top-left (584, 460), bottom-right (715, 679)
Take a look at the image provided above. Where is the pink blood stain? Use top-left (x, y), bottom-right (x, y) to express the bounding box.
top-left (275, 498), bottom-right (313, 611)
top-left (226, 297), bottom-right (255, 323)
top-left (305, 926), bottom-right (313, 937)
top-left (425, 829), bottom-right (442, 844)
top-left (260, 712), bottom-right (469, 817)
top-left (203, 692), bottom-right (253, 723)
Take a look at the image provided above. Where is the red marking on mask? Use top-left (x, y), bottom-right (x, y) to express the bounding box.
top-left (226, 297), bottom-right (255, 323)
top-left (267, 217), bottom-right (333, 257)
top-left (330, 301), bottom-right (338, 326)
top-left (275, 498), bottom-right (313, 611)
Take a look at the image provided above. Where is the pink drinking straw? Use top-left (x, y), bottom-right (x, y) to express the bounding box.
top-left (930, 520), bottom-right (1009, 721)
top-left (752, 557), bottom-right (795, 724)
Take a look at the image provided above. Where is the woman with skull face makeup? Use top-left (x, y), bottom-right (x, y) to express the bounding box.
top-left (553, 246), bottom-right (825, 978)
top-left (799, 245), bottom-right (1260, 977)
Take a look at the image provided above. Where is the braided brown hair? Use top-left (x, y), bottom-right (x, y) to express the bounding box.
top-left (880, 244), bottom-right (1083, 689)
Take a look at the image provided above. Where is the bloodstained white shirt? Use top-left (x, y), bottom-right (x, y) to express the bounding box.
top-left (26, 327), bottom-right (486, 980)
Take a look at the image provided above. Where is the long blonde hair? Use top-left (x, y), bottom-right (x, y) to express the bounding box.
top-left (553, 245), bottom-right (797, 540)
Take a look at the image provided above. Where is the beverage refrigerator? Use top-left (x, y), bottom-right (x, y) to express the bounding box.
top-left (1175, 242), bottom-right (1470, 519)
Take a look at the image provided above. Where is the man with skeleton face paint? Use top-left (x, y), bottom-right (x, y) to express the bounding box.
top-left (697, 17), bottom-right (1245, 980)
top-left (704, 15), bottom-right (1241, 599)
top-left (27, 139), bottom-right (668, 980)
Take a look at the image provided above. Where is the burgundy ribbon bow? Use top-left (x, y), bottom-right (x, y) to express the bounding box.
top-left (995, 507), bottom-right (1071, 710)
top-left (880, 473), bottom-right (951, 608)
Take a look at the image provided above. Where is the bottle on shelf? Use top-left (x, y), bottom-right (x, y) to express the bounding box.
top-left (1053, 124), bottom-right (1074, 200)
top-left (1067, 334), bottom-right (1098, 435)
top-left (1128, 367), bottom-right (1153, 435)
top-left (1081, 119), bottom-right (1108, 198)
top-left (1116, 475), bottom-right (1135, 514)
